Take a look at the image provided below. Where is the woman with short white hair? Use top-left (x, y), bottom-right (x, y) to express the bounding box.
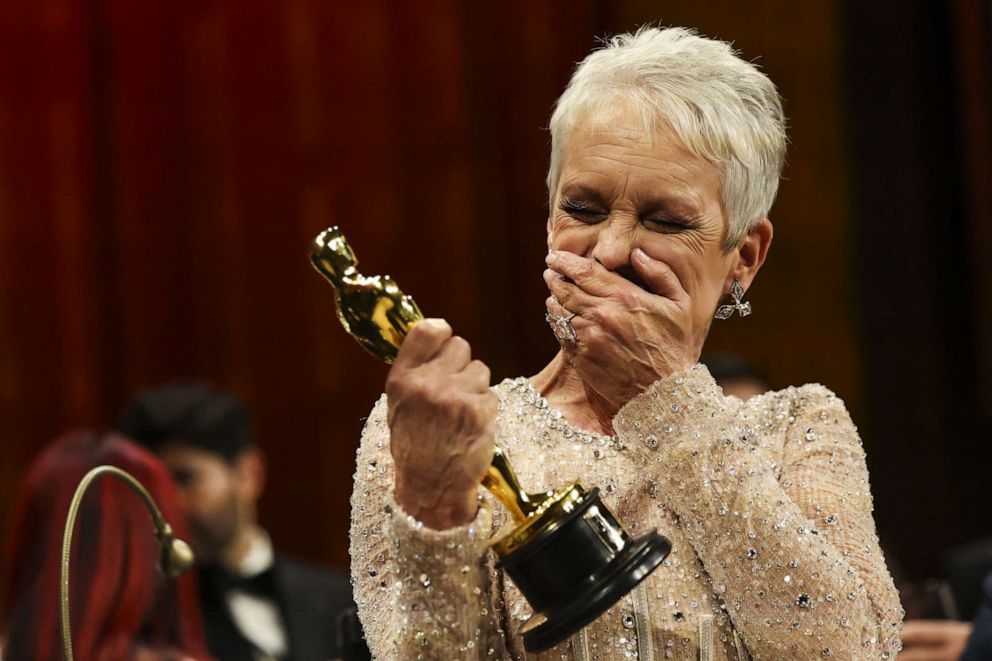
top-left (350, 26), bottom-right (903, 659)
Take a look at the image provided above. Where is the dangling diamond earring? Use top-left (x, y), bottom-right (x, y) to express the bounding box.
top-left (714, 280), bottom-right (752, 319)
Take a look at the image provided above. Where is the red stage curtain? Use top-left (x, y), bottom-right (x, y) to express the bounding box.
top-left (2, 0), bottom-right (987, 575)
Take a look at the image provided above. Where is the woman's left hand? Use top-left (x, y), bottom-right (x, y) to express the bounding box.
top-left (544, 248), bottom-right (701, 410)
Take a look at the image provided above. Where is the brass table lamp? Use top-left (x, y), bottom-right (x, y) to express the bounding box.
top-left (311, 227), bottom-right (670, 651)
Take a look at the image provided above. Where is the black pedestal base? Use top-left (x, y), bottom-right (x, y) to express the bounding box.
top-left (495, 486), bottom-right (671, 652)
top-left (519, 532), bottom-right (670, 651)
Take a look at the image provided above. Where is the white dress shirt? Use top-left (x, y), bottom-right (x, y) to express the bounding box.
top-left (227, 530), bottom-right (288, 660)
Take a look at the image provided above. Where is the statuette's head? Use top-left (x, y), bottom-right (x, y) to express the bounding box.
top-left (310, 226), bottom-right (359, 286)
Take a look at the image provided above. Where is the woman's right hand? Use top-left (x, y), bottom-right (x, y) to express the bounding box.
top-left (386, 318), bottom-right (497, 530)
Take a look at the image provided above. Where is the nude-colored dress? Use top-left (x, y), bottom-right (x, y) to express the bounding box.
top-left (349, 364), bottom-right (904, 660)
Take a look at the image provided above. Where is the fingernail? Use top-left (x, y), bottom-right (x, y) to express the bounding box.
top-left (545, 251), bottom-right (558, 264)
top-left (633, 248), bottom-right (649, 263)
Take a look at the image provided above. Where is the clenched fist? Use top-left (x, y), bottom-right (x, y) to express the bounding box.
top-left (386, 319), bottom-right (497, 530)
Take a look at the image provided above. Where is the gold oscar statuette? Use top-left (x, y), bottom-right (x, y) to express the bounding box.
top-left (310, 227), bottom-right (670, 651)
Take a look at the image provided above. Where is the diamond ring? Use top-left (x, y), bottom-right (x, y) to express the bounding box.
top-left (545, 310), bottom-right (578, 344)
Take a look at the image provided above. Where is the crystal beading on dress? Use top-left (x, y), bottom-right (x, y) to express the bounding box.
top-left (349, 364), bottom-right (903, 660)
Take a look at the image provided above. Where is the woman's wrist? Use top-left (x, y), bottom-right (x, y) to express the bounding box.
top-left (394, 474), bottom-right (479, 530)
top-left (613, 363), bottom-right (718, 440)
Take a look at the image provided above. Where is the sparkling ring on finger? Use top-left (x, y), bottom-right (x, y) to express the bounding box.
top-left (545, 310), bottom-right (578, 344)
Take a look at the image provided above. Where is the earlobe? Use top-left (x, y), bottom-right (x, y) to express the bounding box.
top-left (732, 218), bottom-right (773, 290)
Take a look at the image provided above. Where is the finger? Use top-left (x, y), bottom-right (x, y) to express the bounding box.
top-left (458, 359), bottom-right (492, 392)
top-left (545, 250), bottom-right (616, 297)
top-left (565, 312), bottom-right (595, 341)
top-left (394, 318), bottom-right (452, 368)
top-left (434, 335), bottom-right (472, 372)
top-left (545, 296), bottom-right (578, 331)
top-left (545, 295), bottom-right (571, 321)
top-left (543, 269), bottom-right (597, 313)
top-left (545, 297), bottom-right (596, 341)
top-left (631, 248), bottom-right (687, 301)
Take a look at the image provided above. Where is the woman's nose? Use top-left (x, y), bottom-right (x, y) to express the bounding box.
top-left (589, 220), bottom-right (636, 271)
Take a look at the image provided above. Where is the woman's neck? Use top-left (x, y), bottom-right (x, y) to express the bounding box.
top-left (530, 352), bottom-right (618, 437)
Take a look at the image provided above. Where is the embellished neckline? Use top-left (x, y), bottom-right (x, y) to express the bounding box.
top-left (501, 377), bottom-right (624, 450)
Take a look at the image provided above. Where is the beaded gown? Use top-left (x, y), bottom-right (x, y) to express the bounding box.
top-left (349, 364), bottom-right (903, 660)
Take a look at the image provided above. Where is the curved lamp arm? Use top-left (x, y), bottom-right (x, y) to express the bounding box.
top-left (60, 465), bottom-right (194, 661)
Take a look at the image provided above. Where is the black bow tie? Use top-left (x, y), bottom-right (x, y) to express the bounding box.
top-left (203, 565), bottom-right (277, 598)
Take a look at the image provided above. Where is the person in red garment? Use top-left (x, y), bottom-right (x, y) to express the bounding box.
top-left (0, 431), bottom-right (211, 661)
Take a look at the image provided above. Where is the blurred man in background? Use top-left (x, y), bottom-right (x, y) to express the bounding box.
top-left (120, 382), bottom-right (355, 661)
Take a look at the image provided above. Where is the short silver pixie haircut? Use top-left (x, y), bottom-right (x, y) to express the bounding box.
top-left (547, 27), bottom-right (787, 249)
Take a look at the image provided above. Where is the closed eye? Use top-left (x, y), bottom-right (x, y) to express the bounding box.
top-left (643, 217), bottom-right (692, 233)
top-left (559, 198), bottom-right (607, 223)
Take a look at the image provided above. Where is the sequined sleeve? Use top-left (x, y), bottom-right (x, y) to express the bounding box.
top-left (613, 365), bottom-right (903, 659)
top-left (349, 395), bottom-right (512, 660)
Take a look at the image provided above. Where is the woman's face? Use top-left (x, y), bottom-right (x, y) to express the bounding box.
top-left (547, 105), bottom-right (752, 346)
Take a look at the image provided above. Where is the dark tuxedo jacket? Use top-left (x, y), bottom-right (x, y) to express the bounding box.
top-left (199, 555), bottom-right (356, 661)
